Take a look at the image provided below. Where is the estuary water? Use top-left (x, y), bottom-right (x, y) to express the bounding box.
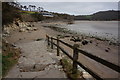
top-left (65, 21), bottom-right (118, 42)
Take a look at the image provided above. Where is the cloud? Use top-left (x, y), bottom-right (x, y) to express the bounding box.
top-left (19, 2), bottom-right (118, 15)
top-left (17, 0), bottom-right (119, 2)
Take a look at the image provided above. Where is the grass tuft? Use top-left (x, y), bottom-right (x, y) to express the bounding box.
top-left (61, 58), bottom-right (83, 80)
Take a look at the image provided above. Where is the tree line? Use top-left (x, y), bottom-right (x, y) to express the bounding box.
top-left (9, 2), bottom-right (44, 12)
top-left (2, 2), bottom-right (46, 25)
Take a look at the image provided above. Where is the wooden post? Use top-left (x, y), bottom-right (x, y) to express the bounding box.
top-left (57, 37), bottom-right (60, 56)
top-left (46, 35), bottom-right (50, 46)
top-left (72, 44), bottom-right (79, 74)
top-left (51, 37), bottom-right (53, 49)
top-left (48, 36), bottom-right (50, 46)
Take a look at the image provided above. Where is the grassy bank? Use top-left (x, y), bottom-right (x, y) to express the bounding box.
top-left (2, 40), bottom-right (21, 77)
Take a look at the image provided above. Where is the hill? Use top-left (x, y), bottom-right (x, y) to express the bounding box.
top-left (74, 10), bottom-right (120, 21)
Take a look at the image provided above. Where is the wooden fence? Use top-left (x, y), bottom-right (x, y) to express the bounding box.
top-left (46, 35), bottom-right (120, 80)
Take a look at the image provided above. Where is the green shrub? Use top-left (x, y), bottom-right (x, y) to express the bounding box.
top-left (2, 53), bottom-right (17, 76)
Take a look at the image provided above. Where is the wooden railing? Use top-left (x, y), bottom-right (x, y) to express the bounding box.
top-left (46, 35), bottom-right (120, 80)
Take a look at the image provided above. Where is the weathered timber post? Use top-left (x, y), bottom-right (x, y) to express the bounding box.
top-left (46, 35), bottom-right (50, 46)
top-left (72, 44), bottom-right (79, 74)
top-left (51, 37), bottom-right (53, 49)
top-left (57, 37), bottom-right (60, 56)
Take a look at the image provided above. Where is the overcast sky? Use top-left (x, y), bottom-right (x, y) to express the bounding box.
top-left (19, 2), bottom-right (118, 15)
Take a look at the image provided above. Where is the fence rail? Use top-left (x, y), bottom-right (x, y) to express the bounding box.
top-left (46, 35), bottom-right (120, 80)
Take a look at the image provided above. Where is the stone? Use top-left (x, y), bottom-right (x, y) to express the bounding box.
top-left (33, 27), bottom-right (38, 31)
top-left (15, 22), bottom-right (19, 26)
top-left (82, 40), bottom-right (89, 45)
top-left (70, 36), bottom-right (81, 42)
top-left (34, 64), bottom-right (47, 71)
top-left (26, 27), bottom-right (31, 31)
top-left (2, 34), bottom-right (9, 37)
top-left (19, 28), bottom-right (26, 32)
top-left (90, 40), bottom-right (92, 43)
top-left (4, 29), bottom-right (10, 34)
top-left (35, 38), bottom-right (43, 41)
top-left (57, 65), bottom-right (62, 69)
top-left (105, 49), bottom-right (109, 52)
top-left (18, 58), bottom-right (35, 72)
top-left (11, 44), bottom-right (17, 47)
top-left (28, 25), bottom-right (32, 27)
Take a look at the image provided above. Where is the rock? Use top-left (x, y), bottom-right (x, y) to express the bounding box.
top-left (27, 24), bottom-right (34, 27)
top-left (19, 28), bottom-right (26, 32)
top-left (34, 64), bottom-right (47, 71)
top-left (105, 49), bottom-right (109, 52)
top-left (18, 58), bottom-right (35, 72)
top-left (33, 27), bottom-right (38, 31)
top-left (64, 35), bottom-right (70, 38)
top-left (32, 25), bottom-right (35, 27)
top-left (4, 28), bottom-right (10, 34)
top-left (57, 65), bottom-right (62, 69)
top-left (19, 38), bottom-right (22, 40)
top-left (54, 65), bottom-right (58, 69)
top-left (70, 36), bottom-right (81, 42)
top-left (2, 34), bottom-right (9, 37)
top-left (45, 64), bottom-right (54, 71)
top-left (90, 40), bottom-right (92, 43)
top-left (35, 38), bottom-right (43, 41)
top-left (82, 40), bottom-right (89, 45)
top-left (11, 44), bottom-right (17, 47)
top-left (15, 22), bottom-right (19, 26)
top-left (76, 37), bottom-right (81, 42)
top-left (107, 47), bottom-right (111, 50)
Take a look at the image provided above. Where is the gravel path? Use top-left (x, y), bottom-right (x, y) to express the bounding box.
top-left (5, 22), bottom-right (67, 79)
top-left (5, 40), bottom-right (67, 78)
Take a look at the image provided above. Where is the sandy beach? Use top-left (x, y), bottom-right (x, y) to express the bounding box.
top-left (5, 21), bottom-right (119, 79)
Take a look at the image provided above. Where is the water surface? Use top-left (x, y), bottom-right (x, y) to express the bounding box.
top-left (65, 21), bottom-right (118, 42)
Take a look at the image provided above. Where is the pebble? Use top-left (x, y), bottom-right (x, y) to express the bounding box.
top-left (105, 49), bottom-right (109, 52)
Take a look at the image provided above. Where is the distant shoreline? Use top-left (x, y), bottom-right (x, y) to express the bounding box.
top-left (42, 21), bottom-right (119, 45)
top-left (74, 20), bottom-right (119, 21)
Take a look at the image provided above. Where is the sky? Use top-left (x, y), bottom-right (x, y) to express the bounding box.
top-left (17, 0), bottom-right (119, 2)
top-left (19, 2), bottom-right (118, 15)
